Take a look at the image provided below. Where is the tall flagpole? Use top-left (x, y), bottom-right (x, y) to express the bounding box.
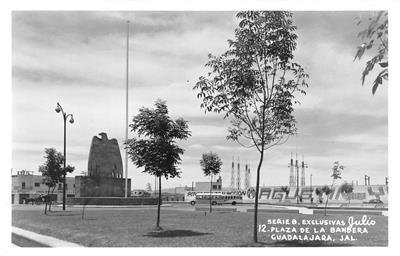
top-left (124, 20), bottom-right (130, 198)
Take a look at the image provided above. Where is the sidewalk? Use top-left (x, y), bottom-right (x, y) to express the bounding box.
top-left (12, 227), bottom-right (83, 247)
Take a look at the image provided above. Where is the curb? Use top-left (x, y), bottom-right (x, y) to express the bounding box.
top-left (195, 207), bottom-right (237, 212)
top-left (12, 227), bottom-right (83, 247)
top-left (312, 209), bottom-right (383, 216)
top-left (55, 204), bottom-right (172, 208)
top-left (246, 208), bottom-right (299, 214)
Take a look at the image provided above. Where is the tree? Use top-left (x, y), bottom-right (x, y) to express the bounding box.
top-left (280, 186), bottom-right (289, 200)
top-left (315, 187), bottom-right (323, 204)
top-left (339, 182), bottom-right (354, 204)
top-left (354, 11), bottom-right (388, 95)
top-left (200, 152), bottom-right (223, 213)
top-left (323, 161), bottom-right (344, 215)
top-left (146, 182), bottom-right (152, 192)
top-left (193, 11), bottom-right (308, 243)
top-left (125, 99), bottom-right (191, 231)
top-left (38, 148), bottom-right (74, 214)
top-left (321, 185), bottom-right (333, 215)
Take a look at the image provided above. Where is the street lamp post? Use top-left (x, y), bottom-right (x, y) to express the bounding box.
top-left (55, 102), bottom-right (74, 211)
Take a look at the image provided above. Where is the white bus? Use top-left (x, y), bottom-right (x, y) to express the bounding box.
top-left (186, 191), bottom-right (243, 206)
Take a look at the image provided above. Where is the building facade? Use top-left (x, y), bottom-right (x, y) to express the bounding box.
top-left (195, 176), bottom-right (222, 191)
top-left (11, 170), bottom-right (75, 204)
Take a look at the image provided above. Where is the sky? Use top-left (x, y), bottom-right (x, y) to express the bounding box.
top-left (11, 11), bottom-right (388, 190)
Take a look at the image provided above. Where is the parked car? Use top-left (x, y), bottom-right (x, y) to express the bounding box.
top-left (364, 199), bottom-right (383, 204)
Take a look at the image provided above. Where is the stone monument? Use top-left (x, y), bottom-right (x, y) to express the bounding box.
top-left (75, 132), bottom-right (131, 197)
top-left (87, 132), bottom-right (123, 178)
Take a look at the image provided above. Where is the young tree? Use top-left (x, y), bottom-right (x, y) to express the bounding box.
top-left (323, 161), bottom-right (344, 215)
top-left (193, 11), bottom-right (308, 243)
top-left (280, 186), bottom-right (290, 200)
top-left (315, 187), bottom-right (323, 204)
top-left (200, 152), bottom-right (223, 213)
top-left (38, 148), bottom-right (74, 214)
top-left (321, 185), bottom-right (333, 215)
top-left (125, 99), bottom-right (191, 231)
top-left (354, 11), bottom-right (388, 95)
top-left (146, 182), bottom-right (152, 193)
top-left (339, 182), bottom-right (354, 204)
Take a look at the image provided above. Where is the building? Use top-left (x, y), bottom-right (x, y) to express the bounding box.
top-left (12, 170), bottom-right (75, 204)
top-left (131, 189), bottom-right (185, 202)
top-left (194, 176), bottom-right (222, 191)
top-left (161, 186), bottom-right (193, 194)
top-left (161, 193), bottom-right (185, 202)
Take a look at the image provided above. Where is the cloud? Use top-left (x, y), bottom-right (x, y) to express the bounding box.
top-left (12, 11), bottom-right (387, 189)
top-left (13, 11), bottom-right (236, 44)
top-left (210, 145), bottom-right (250, 152)
top-left (188, 144), bottom-right (205, 149)
top-left (295, 108), bottom-right (387, 141)
top-left (12, 66), bottom-right (105, 86)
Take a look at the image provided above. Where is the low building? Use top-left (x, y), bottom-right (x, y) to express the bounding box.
top-left (161, 186), bottom-right (193, 194)
top-left (132, 189), bottom-right (185, 202)
top-left (161, 193), bottom-right (185, 202)
top-left (195, 176), bottom-right (222, 191)
top-left (12, 170), bottom-right (75, 204)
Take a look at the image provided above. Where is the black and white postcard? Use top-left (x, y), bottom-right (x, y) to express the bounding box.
top-left (4, 0), bottom-right (399, 250)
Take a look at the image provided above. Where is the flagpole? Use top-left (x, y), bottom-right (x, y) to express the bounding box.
top-left (124, 20), bottom-right (130, 198)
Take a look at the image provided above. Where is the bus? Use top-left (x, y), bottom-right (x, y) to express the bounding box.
top-left (189, 192), bottom-right (243, 206)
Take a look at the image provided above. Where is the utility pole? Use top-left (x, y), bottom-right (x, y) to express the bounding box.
top-left (288, 152), bottom-right (294, 186)
top-left (301, 155), bottom-right (308, 187)
top-left (236, 157), bottom-right (241, 190)
top-left (230, 157), bottom-right (235, 189)
top-left (364, 174), bottom-right (370, 186)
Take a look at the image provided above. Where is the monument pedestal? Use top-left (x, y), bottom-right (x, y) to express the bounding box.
top-left (75, 176), bottom-right (131, 197)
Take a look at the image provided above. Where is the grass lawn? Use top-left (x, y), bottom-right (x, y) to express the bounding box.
top-left (12, 205), bottom-right (387, 247)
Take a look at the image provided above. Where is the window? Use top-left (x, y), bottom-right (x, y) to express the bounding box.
top-left (58, 183), bottom-right (62, 190)
top-left (34, 182), bottom-right (40, 187)
top-left (21, 182), bottom-right (25, 189)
